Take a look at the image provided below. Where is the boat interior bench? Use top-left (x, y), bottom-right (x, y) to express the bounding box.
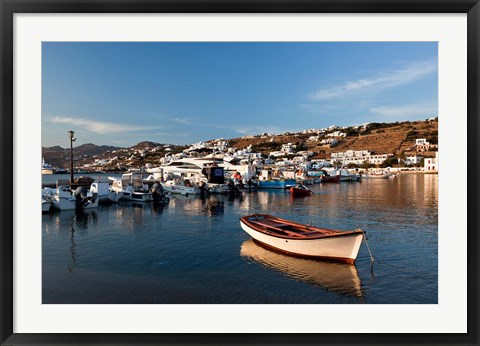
top-left (249, 219), bottom-right (308, 238)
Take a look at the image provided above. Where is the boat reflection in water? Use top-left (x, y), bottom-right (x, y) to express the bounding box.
top-left (240, 239), bottom-right (364, 298)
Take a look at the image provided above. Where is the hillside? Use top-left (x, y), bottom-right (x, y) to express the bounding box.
top-left (229, 119), bottom-right (438, 159)
top-left (42, 118), bottom-right (438, 170)
top-left (42, 143), bottom-right (123, 168)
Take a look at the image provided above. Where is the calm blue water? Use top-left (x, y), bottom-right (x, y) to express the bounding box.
top-left (42, 174), bottom-right (438, 304)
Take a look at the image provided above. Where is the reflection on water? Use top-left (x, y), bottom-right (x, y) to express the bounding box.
top-left (240, 239), bottom-right (364, 299)
top-left (43, 174), bottom-right (437, 304)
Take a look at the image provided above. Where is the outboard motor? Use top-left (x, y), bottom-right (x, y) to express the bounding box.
top-left (74, 186), bottom-right (90, 208)
top-left (151, 182), bottom-right (168, 205)
top-left (227, 180), bottom-right (238, 194)
top-left (151, 182), bottom-right (163, 194)
top-left (198, 181), bottom-right (208, 197)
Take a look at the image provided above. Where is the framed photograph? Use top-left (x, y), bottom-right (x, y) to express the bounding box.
top-left (1, 1), bottom-right (478, 345)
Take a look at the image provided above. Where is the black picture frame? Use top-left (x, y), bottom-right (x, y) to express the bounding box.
top-left (1, 1), bottom-right (479, 345)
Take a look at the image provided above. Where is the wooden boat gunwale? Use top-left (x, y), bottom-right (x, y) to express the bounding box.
top-left (240, 214), bottom-right (363, 241)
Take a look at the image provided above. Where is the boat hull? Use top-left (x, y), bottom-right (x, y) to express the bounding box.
top-left (42, 199), bottom-right (51, 213)
top-left (364, 174), bottom-right (390, 179)
top-left (240, 218), bottom-right (363, 264)
top-left (320, 175), bottom-right (340, 183)
top-left (289, 187), bottom-right (313, 198)
top-left (119, 192), bottom-right (153, 202)
top-left (258, 179), bottom-right (296, 189)
top-left (51, 196), bottom-right (99, 210)
top-left (160, 181), bottom-right (201, 195)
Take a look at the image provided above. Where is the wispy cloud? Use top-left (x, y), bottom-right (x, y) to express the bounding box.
top-left (369, 102), bottom-right (437, 119)
top-left (173, 117), bottom-right (196, 125)
top-left (309, 60), bottom-right (437, 101)
top-left (49, 116), bottom-right (164, 134)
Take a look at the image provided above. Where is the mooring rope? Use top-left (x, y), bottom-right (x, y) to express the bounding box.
top-left (360, 229), bottom-right (375, 264)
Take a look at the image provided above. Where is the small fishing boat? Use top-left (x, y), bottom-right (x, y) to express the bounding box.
top-left (239, 214), bottom-right (364, 264)
top-left (363, 172), bottom-right (391, 179)
top-left (289, 185), bottom-right (313, 198)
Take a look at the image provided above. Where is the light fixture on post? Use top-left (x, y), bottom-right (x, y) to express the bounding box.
top-left (68, 130), bottom-right (76, 184)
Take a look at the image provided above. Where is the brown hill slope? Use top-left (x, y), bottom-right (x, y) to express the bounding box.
top-left (229, 119), bottom-right (438, 159)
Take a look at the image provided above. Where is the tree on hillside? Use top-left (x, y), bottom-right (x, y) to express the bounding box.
top-left (345, 128), bottom-right (359, 136)
top-left (360, 160), bottom-right (373, 169)
top-left (380, 156), bottom-right (398, 168)
top-left (347, 162), bottom-right (359, 169)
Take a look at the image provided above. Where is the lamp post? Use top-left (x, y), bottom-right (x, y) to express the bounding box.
top-left (68, 130), bottom-right (76, 184)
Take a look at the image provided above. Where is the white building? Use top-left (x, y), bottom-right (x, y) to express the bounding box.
top-left (415, 138), bottom-right (438, 153)
top-left (326, 131), bottom-right (347, 138)
top-left (296, 150), bottom-right (314, 158)
top-left (281, 143), bottom-right (296, 153)
top-left (330, 150), bottom-right (391, 165)
top-left (320, 138), bottom-right (338, 146)
top-left (293, 156), bottom-right (306, 163)
top-left (269, 151), bottom-right (284, 157)
top-left (416, 138), bottom-right (429, 146)
top-left (424, 152), bottom-right (438, 172)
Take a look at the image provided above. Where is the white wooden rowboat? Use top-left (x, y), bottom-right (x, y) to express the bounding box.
top-left (239, 214), bottom-right (364, 264)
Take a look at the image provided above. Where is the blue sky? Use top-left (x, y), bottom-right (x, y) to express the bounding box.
top-left (42, 42), bottom-right (437, 148)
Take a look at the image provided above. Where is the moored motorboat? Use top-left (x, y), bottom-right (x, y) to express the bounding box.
top-left (160, 180), bottom-right (201, 196)
top-left (337, 169), bottom-right (362, 182)
top-left (50, 185), bottom-right (99, 211)
top-left (90, 181), bottom-right (122, 203)
top-left (289, 185), bottom-right (313, 198)
top-left (239, 214), bottom-right (364, 264)
top-left (41, 158), bottom-right (54, 175)
top-left (110, 173), bottom-right (153, 202)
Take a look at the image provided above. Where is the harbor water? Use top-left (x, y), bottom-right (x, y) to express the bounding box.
top-left (42, 174), bottom-right (438, 304)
